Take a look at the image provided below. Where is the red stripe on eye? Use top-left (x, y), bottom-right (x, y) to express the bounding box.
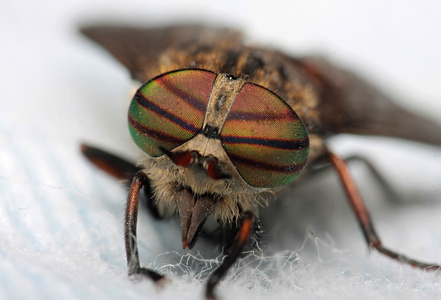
top-left (128, 115), bottom-right (187, 145)
top-left (221, 82), bottom-right (310, 187)
top-left (222, 136), bottom-right (309, 150)
top-left (227, 153), bottom-right (308, 174)
top-left (226, 110), bottom-right (294, 121)
top-left (128, 70), bottom-right (216, 158)
top-left (157, 76), bottom-right (208, 113)
top-left (135, 93), bottom-right (201, 134)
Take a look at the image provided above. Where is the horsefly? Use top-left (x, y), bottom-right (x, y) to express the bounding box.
top-left (80, 24), bottom-right (441, 299)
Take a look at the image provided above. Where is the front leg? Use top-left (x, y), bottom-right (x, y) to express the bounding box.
top-left (81, 143), bottom-right (162, 218)
top-left (125, 171), bottom-right (165, 282)
top-left (205, 211), bottom-right (255, 300)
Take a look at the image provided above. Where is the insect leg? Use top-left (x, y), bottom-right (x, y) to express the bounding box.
top-left (125, 171), bottom-right (165, 282)
top-left (327, 149), bottom-right (440, 271)
top-left (308, 154), bottom-right (398, 201)
top-left (80, 143), bottom-right (141, 182)
top-left (81, 143), bottom-right (162, 218)
top-left (205, 211), bottom-right (255, 300)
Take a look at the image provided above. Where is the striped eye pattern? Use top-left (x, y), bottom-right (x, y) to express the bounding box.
top-left (221, 83), bottom-right (309, 188)
top-left (128, 69), bottom-right (309, 188)
top-left (128, 70), bottom-right (216, 157)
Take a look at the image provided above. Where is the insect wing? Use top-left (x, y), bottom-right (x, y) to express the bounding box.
top-left (80, 25), bottom-right (242, 83)
top-left (302, 56), bottom-right (441, 145)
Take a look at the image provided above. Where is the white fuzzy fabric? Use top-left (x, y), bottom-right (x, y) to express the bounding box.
top-left (1, 1), bottom-right (441, 299)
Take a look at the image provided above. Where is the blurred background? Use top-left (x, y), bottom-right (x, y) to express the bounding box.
top-left (1, 1), bottom-right (441, 299)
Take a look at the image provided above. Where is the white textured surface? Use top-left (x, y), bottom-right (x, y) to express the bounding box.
top-left (1, 1), bottom-right (441, 299)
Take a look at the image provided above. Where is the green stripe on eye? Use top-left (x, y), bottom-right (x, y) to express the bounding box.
top-left (222, 83), bottom-right (310, 188)
top-left (128, 69), bottom-right (216, 157)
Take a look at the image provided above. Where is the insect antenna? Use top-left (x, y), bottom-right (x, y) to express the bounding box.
top-left (203, 156), bottom-right (232, 180)
top-left (159, 147), bottom-right (199, 167)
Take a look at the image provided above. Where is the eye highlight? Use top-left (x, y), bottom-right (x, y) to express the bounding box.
top-left (128, 69), bottom-right (216, 157)
top-left (221, 83), bottom-right (310, 188)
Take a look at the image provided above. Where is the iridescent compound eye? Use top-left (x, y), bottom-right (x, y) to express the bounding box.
top-left (221, 83), bottom-right (310, 188)
top-left (128, 69), bottom-right (309, 188)
top-left (128, 70), bottom-right (216, 157)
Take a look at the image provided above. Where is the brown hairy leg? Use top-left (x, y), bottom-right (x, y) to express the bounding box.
top-left (125, 172), bottom-right (166, 282)
top-left (126, 172), bottom-right (256, 300)
top-left (327, 149), bottom-right (440, 271)
top-left (81, 144), bottom-right (257, 298)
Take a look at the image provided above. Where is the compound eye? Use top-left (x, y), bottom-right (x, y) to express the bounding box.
top-left (128, 70), bottom-right (216, 157)
top-left (221, 83), bottom-right (310, 188)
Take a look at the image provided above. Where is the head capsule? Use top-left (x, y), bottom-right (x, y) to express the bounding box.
top-left (128, 69), bottom-right (310, 189)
